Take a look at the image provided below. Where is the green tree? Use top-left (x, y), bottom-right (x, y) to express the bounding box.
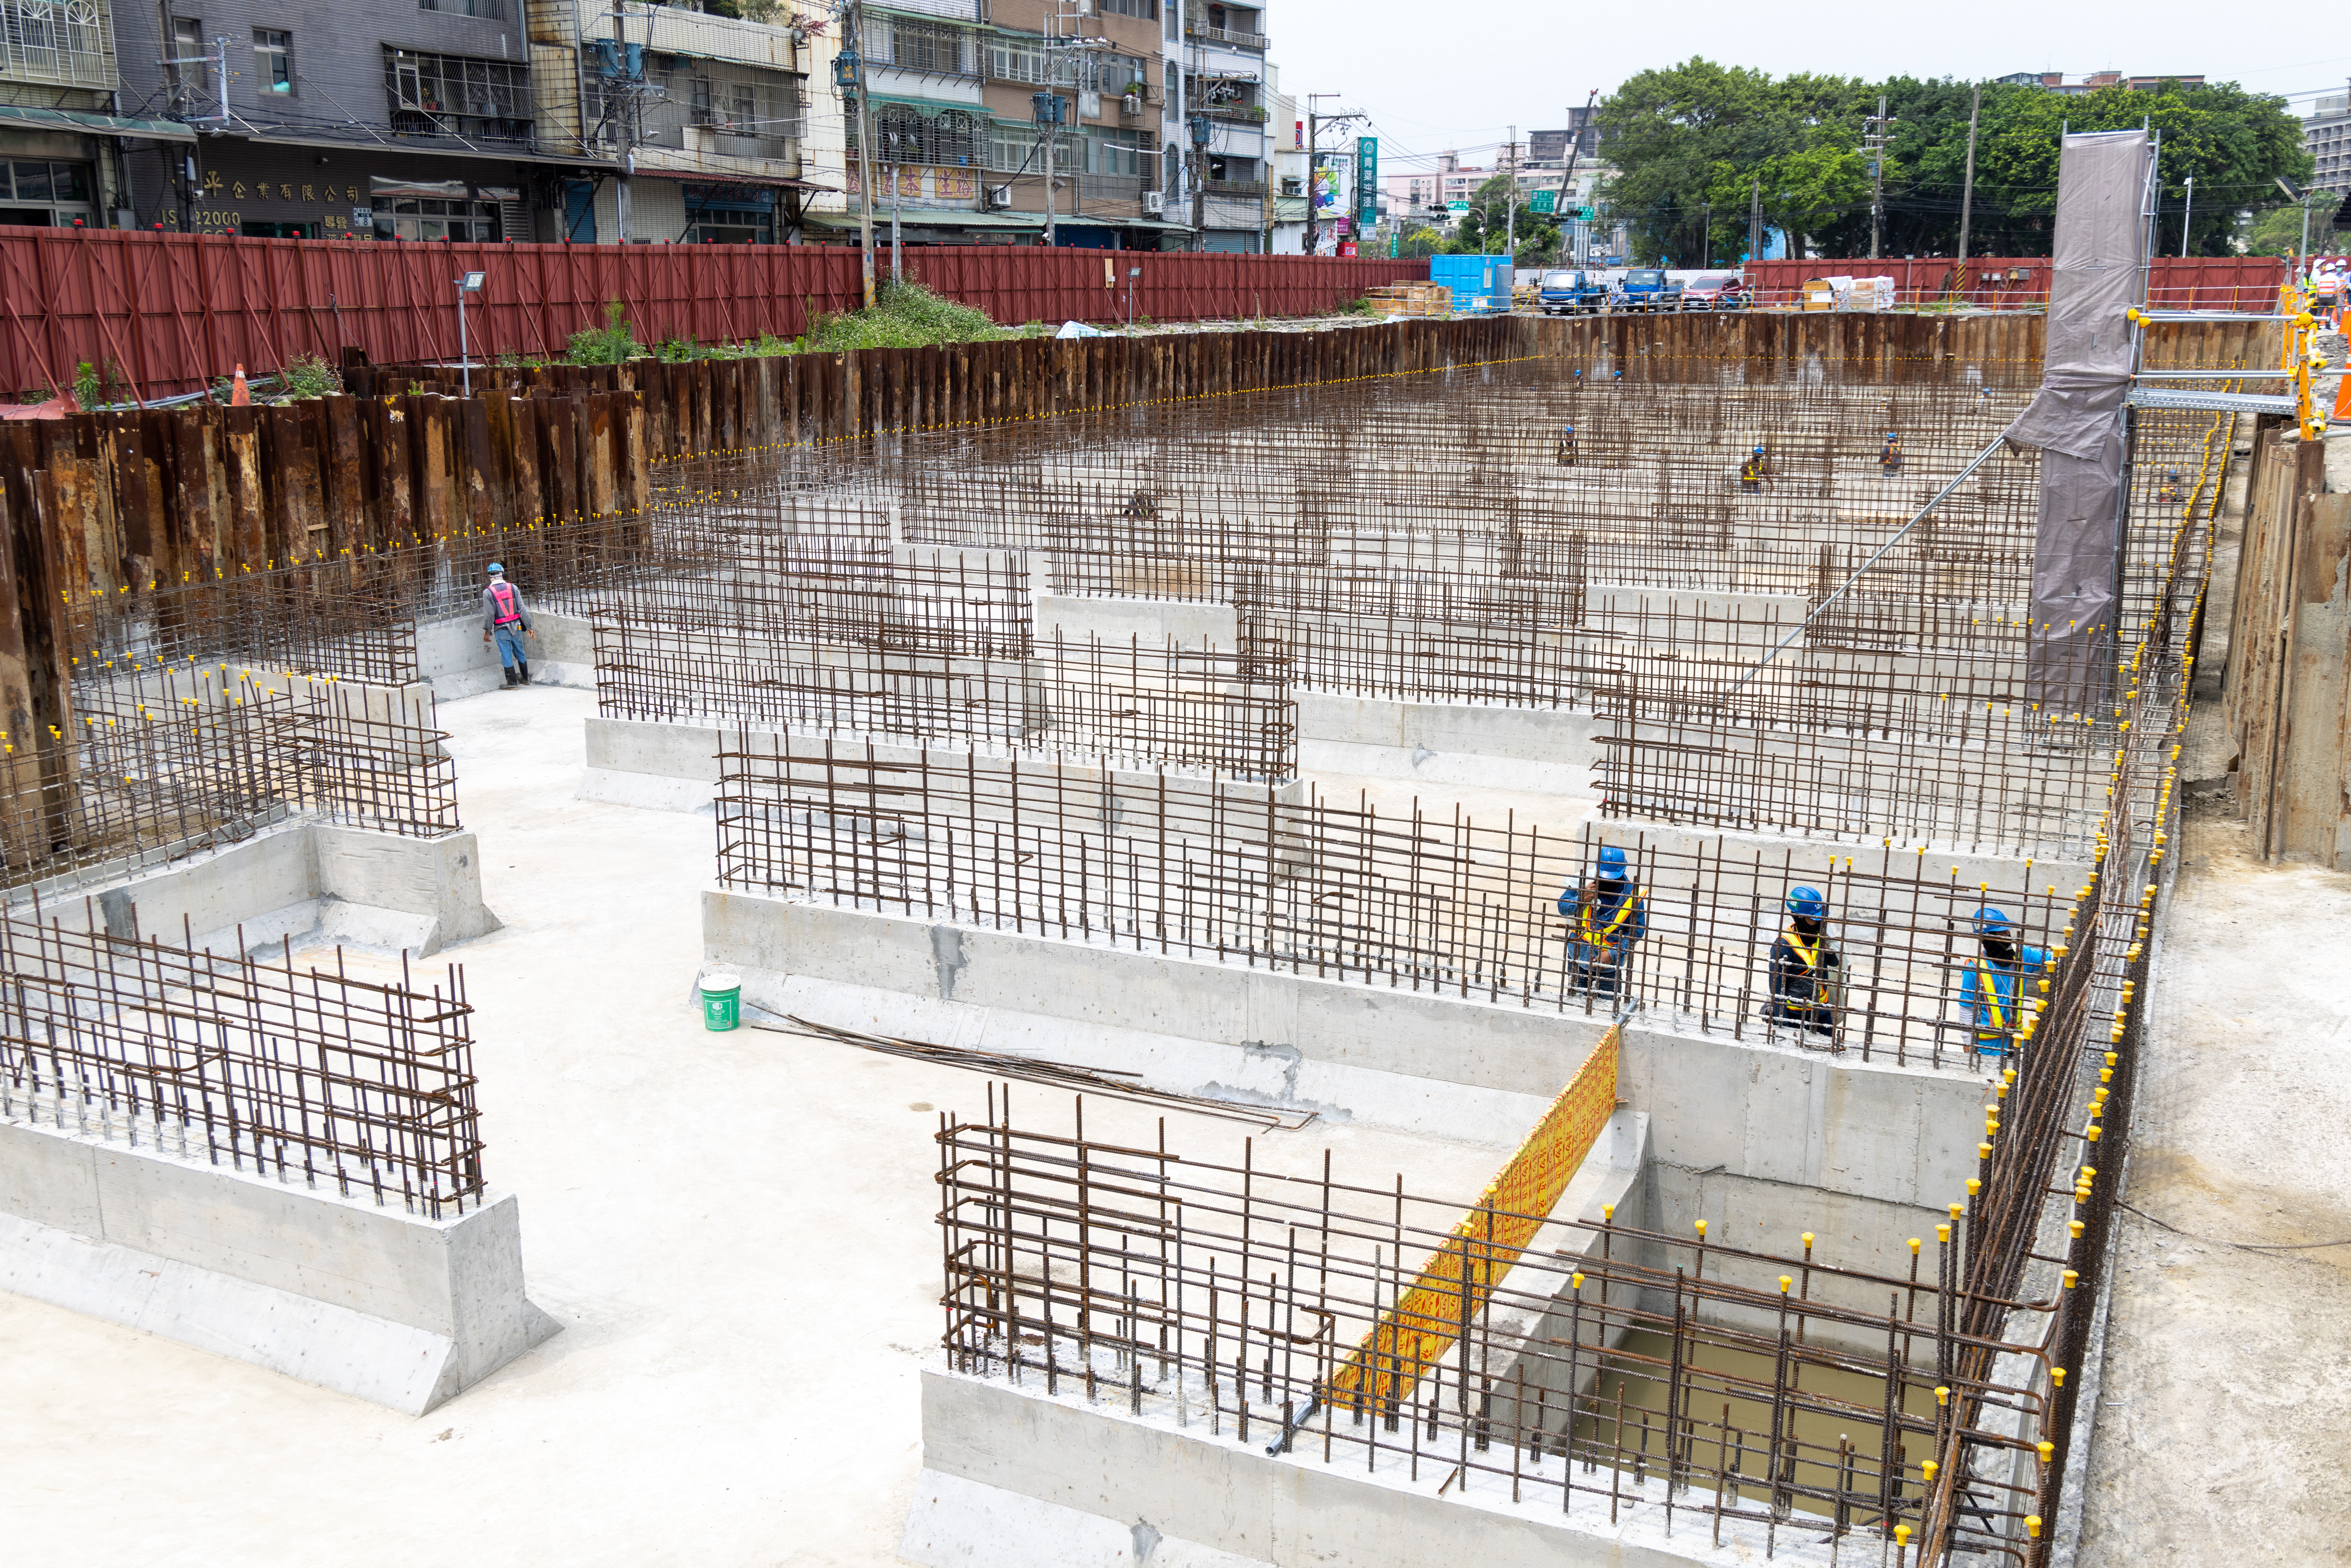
top-left (2242, 201), bottom-right (2338, 257)
top-left (1596, 61), bottom-right (2313, 262)
top-left (1396, 224), bottom-right (1445, 259)
top-left (1449, 172), bottom-right (1563, 261)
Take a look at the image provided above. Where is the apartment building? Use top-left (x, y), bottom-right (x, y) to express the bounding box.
top-left (2306, 88), bottom-right (2349, 202)
top-left (1181, 0), bottom-right (1264, 250)
top-left (103, 0), bottom-right (827, 245)
top-left (0, 0), bottom-right (172, 228)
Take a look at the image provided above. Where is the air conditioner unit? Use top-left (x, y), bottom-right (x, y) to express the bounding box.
top-left (987, 185), bottom-right (1012, 209)
top-left (1143, 191), bottom-right (1163, 215)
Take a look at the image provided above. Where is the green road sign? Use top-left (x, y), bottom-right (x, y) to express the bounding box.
top-left (1530, 189), bottom-right (1556, 215)
top-left (1447, 200), bottom-right (1469, 214)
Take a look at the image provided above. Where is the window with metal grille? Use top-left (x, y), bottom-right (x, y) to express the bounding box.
top-left (1097, 0), bottom-right (1156, 17)
top-left (383, 48), bottom-right (533, 141)
top-left (419, 0), bottom-right (504, 15)
top-left (0, 0), bottom-right (114, 91)
top-left (869, 105), bottom-right (979, 167)
top-left (877, 17), bottom-right (973, 76)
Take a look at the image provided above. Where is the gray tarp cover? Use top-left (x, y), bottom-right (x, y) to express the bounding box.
top-left (2002, 130), bottom-right (2148, 712)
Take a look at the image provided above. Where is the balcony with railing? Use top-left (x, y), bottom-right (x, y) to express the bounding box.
top-left (0, 0), bottom-right (116, 93)
top-left (1185, 21), bottom-right (1267, 49)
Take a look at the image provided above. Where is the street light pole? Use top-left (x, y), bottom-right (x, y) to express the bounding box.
top-left (455, 270), bottom-right (483, 397)
top-left (2181, 174), bottom-right (2193, 258)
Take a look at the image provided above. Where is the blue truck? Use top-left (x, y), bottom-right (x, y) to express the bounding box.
top-left (1613, 268), bottom-right (1682, 312)
top-left (1537, 268), bottom-right (1607, 315)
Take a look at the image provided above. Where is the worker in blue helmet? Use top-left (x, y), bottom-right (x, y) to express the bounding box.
top-left (1557, 420), bottom-right (1578, 467)
top-left (1766, 886), bottom-right (1841, 1037)
top-left (1879, 430), bottom-right (1903, 475)
top-left (1958, 907), bottom-right (2050, 1059)
top-left (480, 561), bottom-right (538, 689)
top-left (1739, 443), bottom-right (1768, 494)
top-left (1558, 845), bottom-right (1647, 1000)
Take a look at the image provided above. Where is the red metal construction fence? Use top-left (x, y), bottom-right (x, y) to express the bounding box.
top-left (0, 231), bottom-right (1427, 403)
top-left (1742, 255), bottom-right (2288, 312)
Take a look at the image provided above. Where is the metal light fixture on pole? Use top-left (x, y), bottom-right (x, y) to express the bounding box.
top-left (455, 270), bottom-right (484, 397)
top-left (2180, 174), bottom-right (2193, 258)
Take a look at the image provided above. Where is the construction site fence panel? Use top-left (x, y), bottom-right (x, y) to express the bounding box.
top-left (1741, 255), bottom-right (2288, 312)
top-left (0, 230), bottom-right (1426, 401)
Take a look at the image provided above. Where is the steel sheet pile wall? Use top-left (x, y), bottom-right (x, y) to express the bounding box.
top-left (1743, 254), bottom-right (2286, 311)
top-left (0, 911), bottom-right (483, 1216)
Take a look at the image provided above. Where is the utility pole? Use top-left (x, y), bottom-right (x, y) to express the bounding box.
top-left (1957, 83), bottom-right (1980, 277)
top-left (1866, 93), bottom-right (1887, 261)
top-left (1305, 94), bottom-right (1334, 255)
top-left (1559, 90), bottom-right (1597, 265)
top-left (2180, 174), bottom-right (2193, 258)
top-left (1504, 127), bottom-right (1518, 260)
top-left (1699, 200), bottom-right (1709, 268)
top-left (1748, 174), bottom-right (1760, 263)
top-left (835, 0), bottom-right (877, 303)
top-left (612, 0), bottom-right (633, 242)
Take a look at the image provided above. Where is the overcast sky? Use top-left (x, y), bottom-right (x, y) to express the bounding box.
top-left (1266, 2), bottom-right (2348, 171)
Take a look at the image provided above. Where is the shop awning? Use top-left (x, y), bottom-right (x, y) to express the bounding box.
top-left (0, 106), bottom-right (197, 142)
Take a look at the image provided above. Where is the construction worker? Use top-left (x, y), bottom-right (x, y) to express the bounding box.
top-left (1558, 845), bottom-right (1648, 999)
top-left (1958, 908), bottom-right (2050, 1060)
top-left (1557, 421), bottom-right (1579, 466)
top-left (1879, 430), bottom-right (1903, 475)
top-left (1766, 886), bottom-right (1840, 1037)
top-left (480, 561), bottom-right (538, 689)
top-left (1739, 444), bottom-right (1768, 493)
top-left (2156, 468), bottom-right (2183, 506)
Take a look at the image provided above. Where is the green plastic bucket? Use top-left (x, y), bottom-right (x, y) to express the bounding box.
top-left (699, 972), bottom-right (742, 1032)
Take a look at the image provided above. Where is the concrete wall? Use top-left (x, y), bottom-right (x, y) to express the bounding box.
top-left (0, 1110), bottom-right (556, 1414)
top-left (1039, 595), bottom-right (1242, 653)
top-left (25, 819), bottom-right (500, 958)
top-left (704, 892), bottom-right (1983, 1269)
top-left (1297, 692), bottom-right (1597, 798)
top-left (418, 611), bottom-right (598, 698)
top-left (907, 1370), bottom-right (1768, 1568)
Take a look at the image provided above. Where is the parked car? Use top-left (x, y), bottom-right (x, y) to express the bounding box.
top-left (1681, 274), bottom-right (1748, 311)
top-left (1615, 268), bottom-right (1680, 312)
top-left (1537, 269), bottom-right (1608, 315)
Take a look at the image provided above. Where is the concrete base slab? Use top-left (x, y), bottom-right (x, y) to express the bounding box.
top-left (0, 1112), bottom-right (557, 1415)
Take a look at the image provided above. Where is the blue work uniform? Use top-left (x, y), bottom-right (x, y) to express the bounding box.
top-left (1959, 947), bottom-right (2050, 1056)
top-left (1767, 926), bottom-right (1839, 1034)
top-left (1560, 880), bottom-right (1648, 999)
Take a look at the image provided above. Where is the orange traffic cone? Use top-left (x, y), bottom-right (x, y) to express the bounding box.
top-left (2334, 366), bottom-right (2350, 426)
top-left (230, 363), bottom-right (250, 406)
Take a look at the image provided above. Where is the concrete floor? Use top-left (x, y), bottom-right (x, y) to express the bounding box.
top-left (2071, 812), bottom-right (2351, 1568)
top-left (0, 685), bottom-right (1518, 1566)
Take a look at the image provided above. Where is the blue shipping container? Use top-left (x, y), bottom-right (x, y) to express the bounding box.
top-left (1426, 254), bottom-right (1514, 313)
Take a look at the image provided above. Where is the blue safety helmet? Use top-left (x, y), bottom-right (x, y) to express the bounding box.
top-left (1752, 445), bottom-right (1764, 456)
top-left (1972, 907), bottom-right (2014, 936)
top-left (487, 561), bottom-right (506, 575)
top-left (1563, 422), bottom-right (1575, 432)
top-left (1595, 845), bottom-right (1630, 880)
top-left (1786, 886), bottom-right (1827, 921)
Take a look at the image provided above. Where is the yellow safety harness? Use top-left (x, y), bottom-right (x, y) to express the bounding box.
top-left (1782, 927), bottom-right (1819, 970)
top-left (1578, 887), bottom-right (1646, 949)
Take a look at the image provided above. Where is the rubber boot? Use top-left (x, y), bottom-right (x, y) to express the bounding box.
top-left (517, 659), bottom-right (530, 686)
top-left (501, 666), bottom-right (518, 689)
